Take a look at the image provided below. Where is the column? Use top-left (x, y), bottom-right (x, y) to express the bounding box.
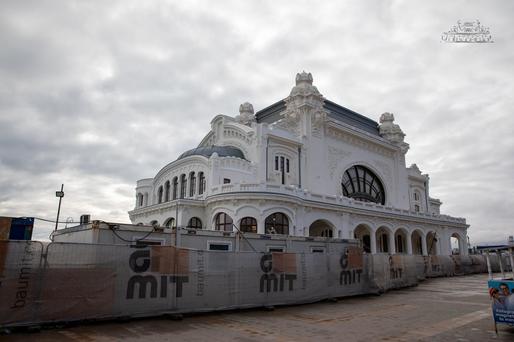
top-left (461, 235), bottom-right (469, 256)
top-left (370, 231), bottom-right (377, 254)
top-left (257, 217), bottom-right (265, 234)
top-left (421, 233), bottom-right (428, 256)
top-left (389, 232), bottom-right (396, 255)
top-left (406, 231), bottom-right (413, 255)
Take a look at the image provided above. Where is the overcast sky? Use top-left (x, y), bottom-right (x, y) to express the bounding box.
top-left (1, 0), bottom-right (512, 244)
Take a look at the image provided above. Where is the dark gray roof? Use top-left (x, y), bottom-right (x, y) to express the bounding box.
top-left (178, 145), bottom-right (246, 160)
top-left (323, 100), bottom-right (379, 136)
top-left (255, 98), bottom-right (379, 136)
top-left (255, 100), bottom-right (286, 124)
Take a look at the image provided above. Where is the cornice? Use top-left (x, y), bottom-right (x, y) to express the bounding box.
top-left (325, 119), bottom-right (398, 158)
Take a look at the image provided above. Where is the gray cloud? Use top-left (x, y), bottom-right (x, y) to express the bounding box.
top-left (0, 0), bottom-right (512, 245)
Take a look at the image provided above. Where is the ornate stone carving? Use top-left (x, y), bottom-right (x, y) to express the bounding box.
top-left (409, 163), bottom-right (422, 175)
top-left (235, 102), bottom-right (256, 126)
top-left (289, 71), bottom-right (322, 98)
top-left (272, 72), bottom-right (327, 137)
top-left (311, 110), bottom-right (327, 137)
top-left (272, 113), bottom-right (301, 135)
top-left (326, 126), bottom-right (396, 158)
top-left (379, 112), bottom-right (409, 153)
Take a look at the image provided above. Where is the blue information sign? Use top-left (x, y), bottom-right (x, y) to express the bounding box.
top-left (8, 217), bottom-right (34, 240)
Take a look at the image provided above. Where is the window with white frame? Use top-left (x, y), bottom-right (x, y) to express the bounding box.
top-left (274, 155), bottom-right (290, 185)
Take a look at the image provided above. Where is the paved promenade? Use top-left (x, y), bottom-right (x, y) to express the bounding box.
top-left (3, 273), bottom-right (514, 341)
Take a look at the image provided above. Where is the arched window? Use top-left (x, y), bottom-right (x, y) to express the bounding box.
top-left (172, 177), bottom-right (178, 200)
top-left (265, 213), bottom-right (289, 235)
top-left (180, 174), bottom-right (187, 199)
top-left (309, 220), bottom-right (334, 238)
top-left (157, 186), bottom-right (163, 204)
top-left (198, 172), bottom-right (206, 195)
top-left (240, 217), bottom-right (257, 233)
top-left (412, 190), bottom-right (422, 212)
top-left (396, 234), bottom-right (404, 253)
top-left (137, 193), bottom-right (144, 207)
top-left (189, 172), bottom-right (196, 197)
top-left (215, 212), bottom-right (233, 231)
top-left (164, 217), bottom-right (175, 228)
top-left (321, 229), bottom-right (333, 238)
top-left (342, 165), bottom-right (385, 205)
top-left (414, 191), bottom-right (419, 201)
top-left (354, 224), bottom-right (371, 253)
top-left (187, 217), bottom-right (202, 229)
top-left (164, 181), bottom-right (170, 202)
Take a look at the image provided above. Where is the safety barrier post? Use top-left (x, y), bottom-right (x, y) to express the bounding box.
top-left (498, 250), bottom-right (505, 279)
top-left (485, 252), bottom-right (492, 280)
top-left (510, 248), bottom-right (514, 278)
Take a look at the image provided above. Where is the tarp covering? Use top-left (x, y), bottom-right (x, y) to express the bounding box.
top-left (0, 240), bottom-right (510, 328)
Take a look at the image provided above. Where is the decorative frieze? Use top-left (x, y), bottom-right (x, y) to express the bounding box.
top-left (326, 126), bottom-right (396, 158)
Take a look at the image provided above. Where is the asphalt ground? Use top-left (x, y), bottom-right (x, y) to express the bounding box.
top-left (2, 273), bottom-right (514, 341)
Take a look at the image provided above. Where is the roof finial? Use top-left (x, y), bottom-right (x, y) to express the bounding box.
top-left (295, 71), bottom-right (313, 85)
top-left (236, 102), bottom-right (256, 126)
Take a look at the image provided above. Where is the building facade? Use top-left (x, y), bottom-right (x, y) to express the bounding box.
top-left (128, 72), bottom-right (468, 256)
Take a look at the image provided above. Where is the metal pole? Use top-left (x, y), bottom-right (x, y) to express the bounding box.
top-left (509, 247), bottom-right (514, 278)
top-left (54, 184), bottom-right (64, 231)
top-left (232, 223), bottom-right (258, 253)
top-left (498, 249), bottom-right (505, 279)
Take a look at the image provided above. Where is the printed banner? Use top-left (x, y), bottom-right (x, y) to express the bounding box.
top-left (0, 240), bottom-right (507, 328)
top-left (488, 280), bottom-right (514, 326)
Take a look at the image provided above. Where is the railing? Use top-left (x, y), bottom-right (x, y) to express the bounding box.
top-left (131, 183), bottom-right (466, 225)
top-left (208, 183), bottom-right (467, 225)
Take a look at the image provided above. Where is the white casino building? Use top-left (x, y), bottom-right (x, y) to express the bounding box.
top-left (128, 72), bottom-right (468, 256)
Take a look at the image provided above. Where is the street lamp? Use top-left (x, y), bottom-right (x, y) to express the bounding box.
top-left (54, 184), bottom-right (64, 231)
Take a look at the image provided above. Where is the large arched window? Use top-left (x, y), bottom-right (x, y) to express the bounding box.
top-left (240, 217), bottom-right (257, 233)
top-left (215, 212), bottom-right (233, 231)
top-left (180, 174), bottom-right (187, 199)
top-left (164, 181), bottom-right (170, 202)
top-left (189, 172), bottom-right (196, 197)
top-left (164, 217), bottom-right (175, 228)
top-left (157, 186), bottom-right (163, 204)
top-left (187, 217), bottom-right (202, 229)
top-left (198, 172), bottom-right (206, 195)
top-left (265, 213), bottom-right (289, 235)
top-left (341, 165), bottom-right (385, 205)
top-left (172, 177), bottom-right (178, 200)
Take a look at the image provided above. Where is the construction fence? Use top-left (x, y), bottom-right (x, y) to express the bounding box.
top-left (0, 240), bottom-right (510, 328)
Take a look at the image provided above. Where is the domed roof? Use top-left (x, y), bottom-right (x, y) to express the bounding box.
top-left (178, 145), bottom-right (246, 160)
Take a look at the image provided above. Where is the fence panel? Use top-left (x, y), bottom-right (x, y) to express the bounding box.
top-left (0, 240), bottom-right (507, 328)
top-left (0, 241), bottom-right (44, 326)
